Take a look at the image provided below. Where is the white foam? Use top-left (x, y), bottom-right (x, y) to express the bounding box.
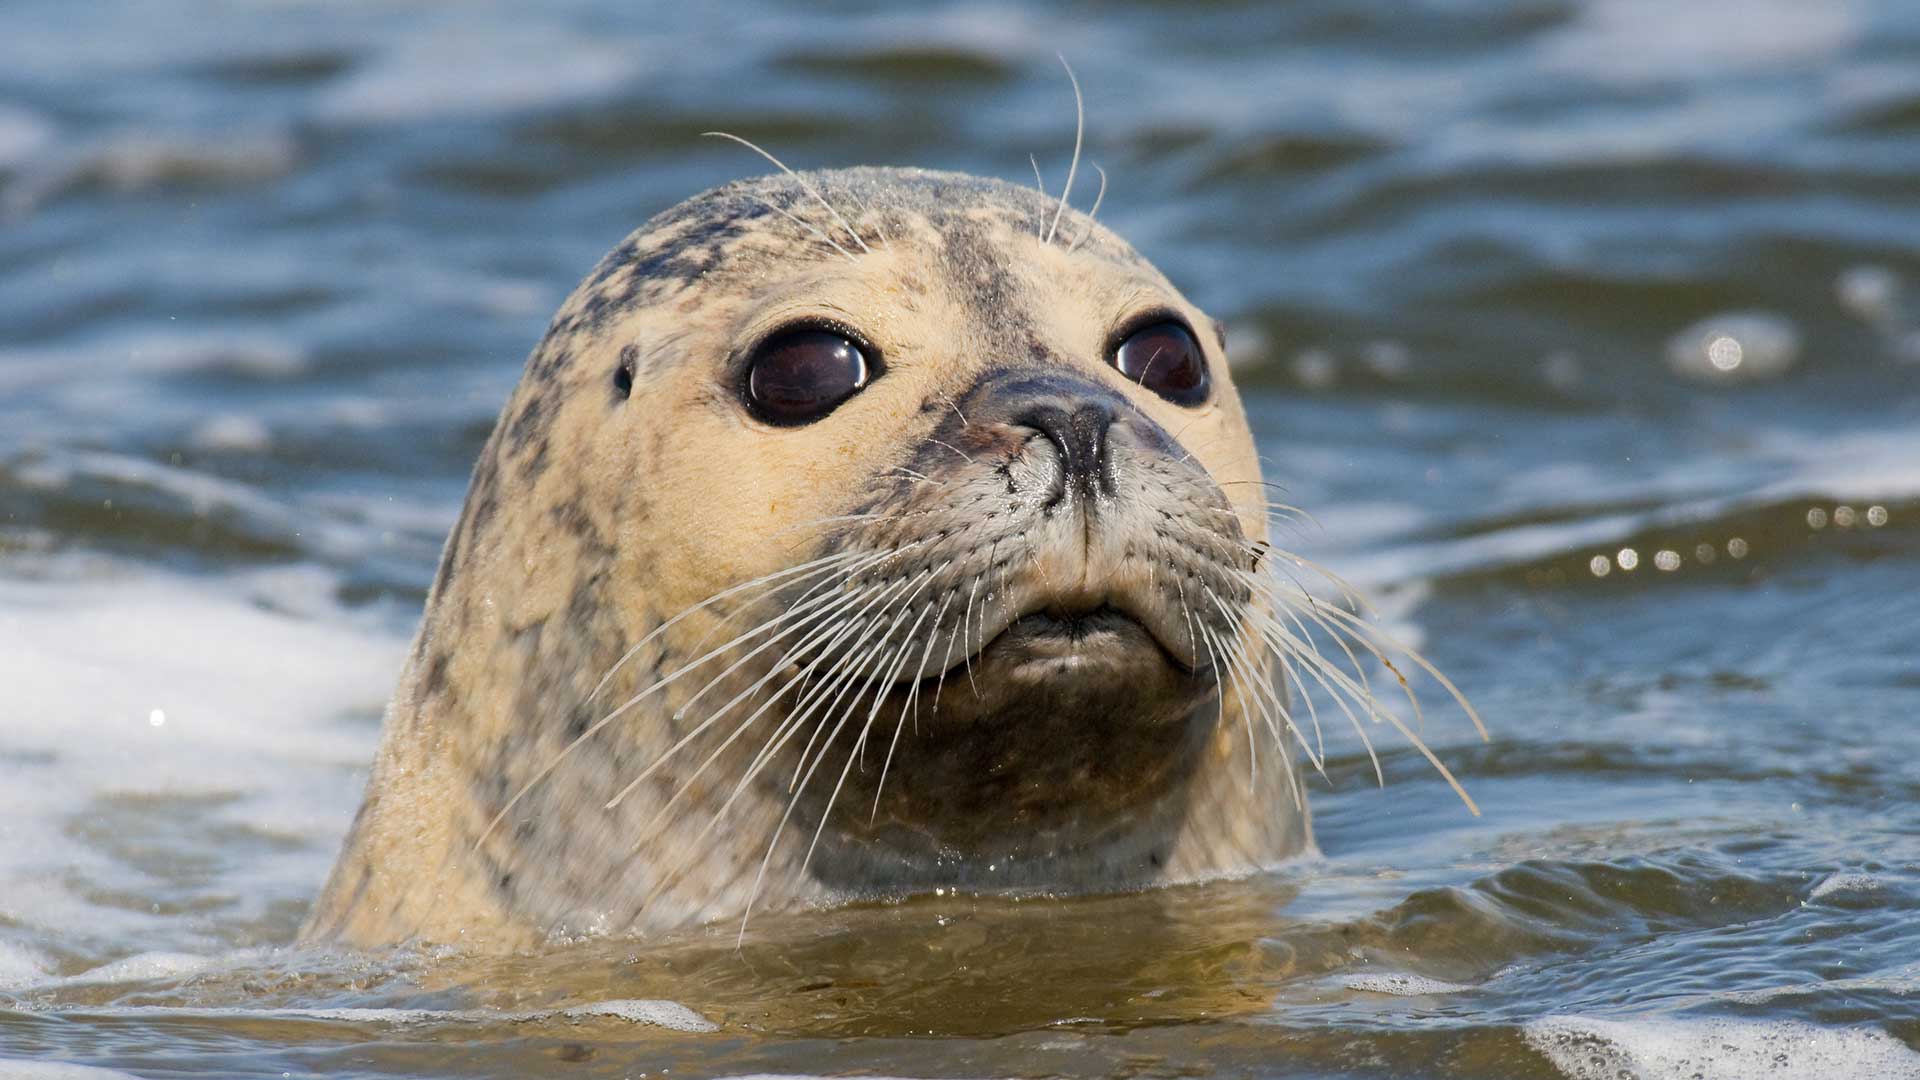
top-left (0, 561), bottom-right (405, 950)
top-left (1808, 872), bottom-right (1882, 900)
top-left (0, 940), bottom-right (52, 989)
top-left (1337, 972), bottom-right (1475, 996)
top-left (29, 999), bottom-right (718, 1034)
top-left (67, 952), bottom-right (213, 986)
top-left (0, 1063), bottom-right (145, 1080)
top-left (1524, 1015), bottom-right (1920, 1080)
top-left (559, 999), bottom-right (720, 1032)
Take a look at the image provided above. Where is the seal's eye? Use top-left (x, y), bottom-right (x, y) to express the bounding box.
top-left (744, 328), bottom-right (873, 426)
top-left (1113, 319), bottom-right (1209, 406)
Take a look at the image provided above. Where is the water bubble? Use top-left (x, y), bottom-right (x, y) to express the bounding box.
top-left (1540, 350), bottom-right (1582, 392)
top-left (1694, 543), bottom-right (1717, 564)
top-left (1835, 264), bottom-right (1901, 325)
top-left (1654, 549), bottom-right (1680, 571)
top-left (1833, 505), bottom-right (1856, 527)
top-left (1807, 507), bottom-right (1828, 529)
top-left (1290, 348), bottom-right (1338, 389)
top-left (1866, 505), bottom-right (1888, 527)
top-left (1589, 555), bottom-right (1611, 578)
top-left (1223, 322), bottom-right (1270, 372)
top-left (1665, 311), bottom-right (1800, 383)
top-left (1727, 537), bottom-right (1749, 558)
top-left (1359, 340), bottom-right (1411, 380)
top-left (1616, 548), bottom-right (1640, 571)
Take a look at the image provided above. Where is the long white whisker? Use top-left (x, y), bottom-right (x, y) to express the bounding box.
top-left (704, 131), bottom-right (872, 255)
top-left (1068, 163), bottom-right (1108, 253)
top-left (1044, 53), bottom-right (1084, 247)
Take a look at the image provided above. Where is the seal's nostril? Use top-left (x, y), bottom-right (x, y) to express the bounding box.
top-left (1017, 402), bottom-right (1116, 504)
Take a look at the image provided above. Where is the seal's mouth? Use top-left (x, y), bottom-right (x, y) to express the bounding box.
top-left (904, 598), bottom-right (1206, 690)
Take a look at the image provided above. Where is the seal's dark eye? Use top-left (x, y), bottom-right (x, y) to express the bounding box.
top-left (744, 328), bottom-right (872, 425)
top-left (1113, 319), bottom-right (1209, 406)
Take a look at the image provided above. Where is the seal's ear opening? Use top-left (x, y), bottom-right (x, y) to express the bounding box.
top-left (614, 344), bottom-right (636, 400)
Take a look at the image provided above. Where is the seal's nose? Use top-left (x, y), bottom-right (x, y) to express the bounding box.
top-left (1017, 401), bottom-right (1116, 505)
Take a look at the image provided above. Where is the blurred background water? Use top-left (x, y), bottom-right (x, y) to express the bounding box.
top-left (2, 1), bottom-right (1918, 1078)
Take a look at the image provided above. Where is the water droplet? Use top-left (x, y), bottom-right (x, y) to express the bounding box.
top-left (1807, 507), bottom-right (1828, 529)
top-left (1694, 543), bottom-right (1717, 564)
top-left (1616, 548), bottom-right (1640, 571)
top-left (148, 709), bottom-right (166, 728)
top-left (1833, 505), bottom-right (1856, 527)
top-left (1665, 311), bottom-right (1800, 383)
top-left (1654, 549), bottom-right (1680, 571)
top-left (1589, 555), bottom-right (1611, 578)
top-left (1727, 537), bottom-right (1749, 558)
top-left (1866, 505), bottom-right (1888, 527)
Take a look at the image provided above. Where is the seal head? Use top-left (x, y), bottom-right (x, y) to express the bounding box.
top-left (305, 167), bottom-right (1313, 948)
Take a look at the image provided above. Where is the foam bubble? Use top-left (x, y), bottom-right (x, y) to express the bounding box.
top-left (1337, 972), bottom-right (1476, 995)
top-left (1524, 1015), bottom-right (1920, 1080)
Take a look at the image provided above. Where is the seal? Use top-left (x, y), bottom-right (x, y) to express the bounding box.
top-left (303, 163), bottom-right (1479, 950)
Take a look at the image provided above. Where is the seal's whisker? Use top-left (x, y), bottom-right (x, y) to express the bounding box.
top-left (588, 549), bottom-right (862, 702)
top-left (471, 550), bottom-right (884, 856)
top-left (838, 183), bottom-right (893, 253)
top-left (604, 575), bottom-right (902, 812)
top-left (1029, 154), bottom-right (1049, 242)
top-left (787, 609), bottom-right (923, 873)
top-left (789, 570), bottom-right (935, 791)
top-left (628, 606), bottom-right (903, 915)
top-left (1209, 606), bottom-right (1326, 777)
top-left (1068, 163), bottom-right (1107, 253)
top-left (1310, 601), bottom-right (1487, 741)
top-left (704, 131), bottom-right (872, 255)
top-left (632, 599), bottom-right (881, 838)
top-left (1233, 570), bottom-right (1482, 814)
top-left (748, 193), bottom-right (859, 265)
top-left (736, 589), bottom-right (922, 942)
top-left (872, 589), bottom-right (955, 822)
top-left (1196, 623), bottom-right (1255, 785)
top-left (810, 603), bottom-right (931, 875)
top-left (1044, 52), bottom-right (1084, 247)
top-left (926, 438), bottom-right (975, 465)
top-left (1247, 605), bottom-right (1368, 784)
top-left (635, 574), bottom-right (910, 864)
top-left (935, 390), bottom-right (969, 429)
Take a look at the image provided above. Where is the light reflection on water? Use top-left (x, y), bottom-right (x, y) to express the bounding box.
top-left (2, 0), bottom-right (1920, 1077)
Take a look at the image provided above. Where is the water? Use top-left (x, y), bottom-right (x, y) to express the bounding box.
top-left (3, 1), bottom-right (1918, 1076)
